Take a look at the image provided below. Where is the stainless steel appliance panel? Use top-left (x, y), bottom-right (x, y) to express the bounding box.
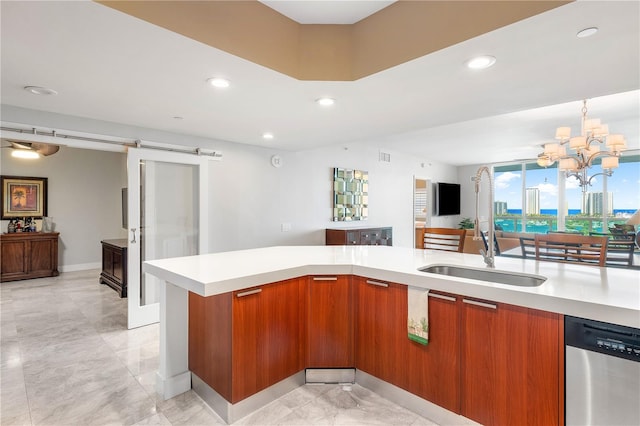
top-left (566, 346), bottom-right (640, 426)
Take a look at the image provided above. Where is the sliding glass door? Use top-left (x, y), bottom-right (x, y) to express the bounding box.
top-left (126, 148), bottom-right (208, 329)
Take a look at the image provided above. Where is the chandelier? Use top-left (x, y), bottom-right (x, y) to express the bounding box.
top-left (537, 99), bottom-right (627, 192)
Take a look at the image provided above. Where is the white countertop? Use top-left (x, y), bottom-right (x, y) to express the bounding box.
top-left (144, 245), bottom-right (640, 328)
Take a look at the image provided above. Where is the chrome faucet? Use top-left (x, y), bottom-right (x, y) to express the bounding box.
top-left (473, 166), bottom-right (495, 268)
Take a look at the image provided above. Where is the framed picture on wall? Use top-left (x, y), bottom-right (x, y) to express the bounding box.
top-left (1, 176), bottom-right (48, 219)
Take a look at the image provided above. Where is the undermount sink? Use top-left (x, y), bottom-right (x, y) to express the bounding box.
top-left (418, 264), bottom-right (546, 287)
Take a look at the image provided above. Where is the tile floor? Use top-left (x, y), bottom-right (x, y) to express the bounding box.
top-left (1, 269), bottom-right (438, 426)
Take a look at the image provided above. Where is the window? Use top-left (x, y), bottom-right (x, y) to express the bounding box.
top-left (494, 154), bottom-right (639, 235)
top-left (494, 164), bottom-right (524, 232)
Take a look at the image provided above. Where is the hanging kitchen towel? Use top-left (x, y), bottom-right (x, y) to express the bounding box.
top-left (407, 286), bottom-right (429, 345)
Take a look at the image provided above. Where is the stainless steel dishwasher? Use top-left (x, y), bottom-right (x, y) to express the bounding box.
top-left (565, 316), bottom-right (640, 426)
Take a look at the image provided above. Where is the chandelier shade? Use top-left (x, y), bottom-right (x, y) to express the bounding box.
top-left (536, 99), bottom-right (627, 191)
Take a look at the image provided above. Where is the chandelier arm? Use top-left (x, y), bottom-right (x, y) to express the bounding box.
top-left (564, 171), bottom-right (585, 184)
top-left (584, 149), bottom-right (620, 167)
top-left (585, 170), bottom-right (612, 186)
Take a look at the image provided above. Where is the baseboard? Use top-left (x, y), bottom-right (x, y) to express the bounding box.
top-left (355, 370), bottom-right (479, 426)
top-left (59, 262), bottom-right (101, 272)
top-left (192, 371), bottom-right (305, 424)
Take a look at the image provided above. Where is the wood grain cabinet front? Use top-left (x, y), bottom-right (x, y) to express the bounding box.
top-left (188, 274), bottom-right (562, 423)
top-left (0, 232), bottom-right (59, 282)
top-left (354, 278), bottom-right (460, 413)
top-left (307, 275), bottom-right (354, 368)
top-left (354, 277), bottom-right (409, 387)
top-left (189, 277), bottom-right (304, 404)
top-left (460, 297), bottom-right (562, 426)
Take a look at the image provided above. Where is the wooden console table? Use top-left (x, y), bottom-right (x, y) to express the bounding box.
top-left (0, 232), bottom-right (60, 282)
top-left (100, 239), bottom-right (128, 297)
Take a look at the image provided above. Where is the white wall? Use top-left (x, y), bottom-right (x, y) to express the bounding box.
top-left (1, 147), bottom-right (127, 270)
top-left (2, 106), bottom-right (461, 265)
top-left (207, 141), bottom-right (460, 252)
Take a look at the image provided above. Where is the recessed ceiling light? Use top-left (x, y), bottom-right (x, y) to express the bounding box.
top-left (576, 27), bottom-right (598, 38)
top-left (11, 149), bottom-right (40, 159)
top-left (466, 55), bottom-right (496, 70)
top-left (262, 132), bottom-right (274, 140)
top-left (316, 97), bottom-right (335, 106)
top-left (207, 77), bottom-right (230, 88)
top-left (24, 86), bottom-right (58, 95)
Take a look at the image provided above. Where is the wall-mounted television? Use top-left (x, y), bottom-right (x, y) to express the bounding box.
top-left (435, 182), bottom-right (461, 216)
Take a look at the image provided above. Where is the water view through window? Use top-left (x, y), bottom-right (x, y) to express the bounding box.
top-left (494, 155), bottom-right (640, 234)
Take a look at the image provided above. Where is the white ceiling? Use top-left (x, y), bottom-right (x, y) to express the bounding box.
top-left (260, 0), bottom-right (396, 24)
top-left (1, 1), bottom-right (639, 166)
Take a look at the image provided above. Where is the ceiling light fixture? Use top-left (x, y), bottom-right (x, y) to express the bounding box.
top-left (577, 27), bottom-right (598, 38)
top-left (207, 77), bottom-right (230, 88)
top-left (537, 99), bottom-right (626, 192)
top-left (316, 97), bottom-right (335, 106)
top-left (262, 132), bottom-right (274, 140)
top-left (466, 55), bottom-right (496, 70)
top-left (24, 86), bottom-right (58, 96)
top-left (11, 149), bottom-right (40, 159)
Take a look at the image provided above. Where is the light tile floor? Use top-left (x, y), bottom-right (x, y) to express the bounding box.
top-left (1, 269), bottom-right (438, 426)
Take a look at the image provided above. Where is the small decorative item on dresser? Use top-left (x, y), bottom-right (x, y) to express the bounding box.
top-left (7, 219), bottom-right (15, 233)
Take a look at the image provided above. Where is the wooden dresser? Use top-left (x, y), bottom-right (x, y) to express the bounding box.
top-left (100, 239), bottom-right (128, 297)
top-left (0, 232), bottom-right (60, 282)
top-left (326, 227), bottom-right (392, 246)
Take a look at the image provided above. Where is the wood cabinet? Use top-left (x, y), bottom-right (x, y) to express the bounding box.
top-left (460, 297), bottom-right (562, 426)
top-left (189, 277), bottom-right (304, 403)
top-left (354, 277), bottom-right (408, 387)
top-left (405, 290), bottom-right (461, 413)
top-left (354, 277), bottom-right (460, 413)
top-left (100, 239), bottom-right (128, 297)
top-left (307, 275), bottom-right (354, 368)
top-left (188, 273), bottom-right (562, 422)
top-left (326, 227), bottom-right (392, 246)
top-left (0, 232), bottom-right (59, 282)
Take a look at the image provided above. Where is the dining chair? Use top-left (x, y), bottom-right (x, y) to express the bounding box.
top-left (480, 230), bottom-right (501, 256)
top-left (519, 237), bottom-right (535, 258)
top-left (589, 232), bottom-right (635, 267)
top-left (416, 227), bottom-right (466, 252)
top-left (534, 233), bottom-right (608, 266)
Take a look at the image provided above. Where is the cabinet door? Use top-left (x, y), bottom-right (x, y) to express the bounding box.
top-left (112, 249), bottom-right (124, 282)
top-left (460, 298), bottom-right (561, 426)
top-left (346, 230), bottom-right (359, 245)
top-left (405, 290), bottom-right (460, 413)
top-left (307, 275), bottom-right (353, 367)
top-left (359, 230), bottom-right (373, 245)
top-left (232, 278), bottom-right (302, 402)
top-left (30, 239), bottom-right (54, 274)
top-left (102, 245), bottom-right (114, 277)
top-left (354, 277), bottom-right (408, 388)
top-left (1, 240), bottom-right (27, 276)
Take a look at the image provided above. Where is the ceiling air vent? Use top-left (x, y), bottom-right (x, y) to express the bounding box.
top-left (379, 151), bottom-right (391, 162)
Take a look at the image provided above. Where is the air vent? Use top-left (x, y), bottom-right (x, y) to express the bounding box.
top-left (379, 151), bottom-right (391, 162)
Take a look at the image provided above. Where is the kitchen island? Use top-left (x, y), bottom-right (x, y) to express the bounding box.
top-left (144, 245), bottom-right (640, 424)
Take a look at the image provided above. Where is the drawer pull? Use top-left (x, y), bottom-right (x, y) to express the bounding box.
top-left (428, 293), bottom-right (456, 302)
top-left (463, 298), bottom-right (497, 310)
top-left (313, 277), bottom-right (338, 281)
top-left (236, 288), bottom-right (262, 298)
top-left (366, 280), bottom-right (389, 288)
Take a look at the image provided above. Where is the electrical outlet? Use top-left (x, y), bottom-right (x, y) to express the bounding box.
top-left (281, 223), bottom-right (292, 232)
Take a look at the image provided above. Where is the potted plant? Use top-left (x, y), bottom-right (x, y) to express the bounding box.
top-left (458, 218), bottom-right (474, 229)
